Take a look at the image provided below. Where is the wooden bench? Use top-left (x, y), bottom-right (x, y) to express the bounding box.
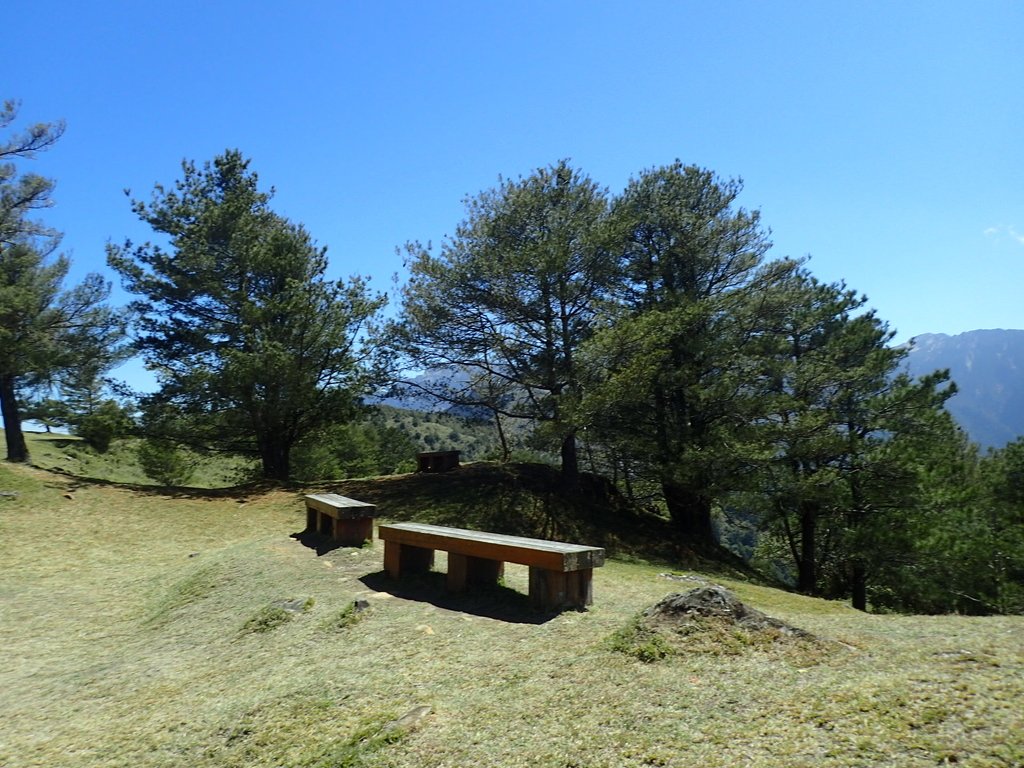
top-left (416, 450), bottom-right (460, 472)
top-left (304, 494), bottom-right (376, 546)
top-left (378, 522), bottom-right (605, 611)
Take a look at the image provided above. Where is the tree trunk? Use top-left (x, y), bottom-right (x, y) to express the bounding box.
top-left (850, 559), bottom-right (868, 611)
top-left (797, 501), bottom-right (818, 594)
top-left (560, 432), bottom-right (579, 486)
top-left (662, 480), bottom-right (715, 547)
top-left (492, 409), bottom-right (510, 462)
top-left (1, 374), bottom-right (29, 463)
top-left (259, 436), bottom-right (291, 481)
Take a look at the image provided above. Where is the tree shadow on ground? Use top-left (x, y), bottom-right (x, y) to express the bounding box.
top-left (358, 570), bottom-right (569, 625)
top-left (31, 463), bottom-right (290, 502)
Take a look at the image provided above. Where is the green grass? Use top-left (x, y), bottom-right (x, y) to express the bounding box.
top-left (15, 428), bottom-right (257, 487)
top-left (1, 459), bottom-right (1023, 767)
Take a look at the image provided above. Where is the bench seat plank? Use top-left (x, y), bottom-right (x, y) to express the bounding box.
top-left (378, 522), bottom-right (605, 611)
top-left (305, 493), bottom-right (376, 519)
top-left (304, 494), bottom-right (377, 545)
top-left (377, 523), bottom-right (604, 572)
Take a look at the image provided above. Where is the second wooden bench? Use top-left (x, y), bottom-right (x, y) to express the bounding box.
top-left (377, 522), bottom-right (605, 611)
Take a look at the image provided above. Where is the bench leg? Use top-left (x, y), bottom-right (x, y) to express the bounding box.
top-left (529, 568), bottom-right (593, 611)
top-left (305, 505), bottom-right (318, 532)
top-left (447, 554), bottom-right (504, 592)
top-left (333, 517), bottom-right (373, 546)
top-left (383, 541), bottom-right (435, 579)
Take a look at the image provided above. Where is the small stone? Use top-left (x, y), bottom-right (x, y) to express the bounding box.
top-left (382, 706), bottom-right (432, 733)
top-left (278, 598), bottom-right (312, 613)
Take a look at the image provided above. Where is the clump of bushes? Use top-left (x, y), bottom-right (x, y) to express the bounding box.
top-left (136, 439), bottom-right (196, 486)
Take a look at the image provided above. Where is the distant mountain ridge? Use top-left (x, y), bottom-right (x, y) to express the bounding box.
top-left (904, 329), bottom-right (1024, 449)
top-left (378, 330), bottom-right (1024, 450)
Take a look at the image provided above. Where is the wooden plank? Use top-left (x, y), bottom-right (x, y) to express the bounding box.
top-left (378, 523), bottom-right (604, 572)
top-left (304, 493), bottom-right (376, 519)
top-left (383, 540), bottom-right (402, 578)
top-left (529, 567), bottom-right (565, 610)
top-left (447, 551), bottom-right (469, 592)
top-left (526, 567), bottom-right (593, 610)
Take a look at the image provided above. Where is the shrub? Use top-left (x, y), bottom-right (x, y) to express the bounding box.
top-left (137, 439), bottom-right (195, 486)
top-left (74, 400), bottom-right (133, 452)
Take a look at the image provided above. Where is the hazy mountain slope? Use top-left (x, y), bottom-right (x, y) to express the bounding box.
top-left (904, 329), bottom-right (1024, 448)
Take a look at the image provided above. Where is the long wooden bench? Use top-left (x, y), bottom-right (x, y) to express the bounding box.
top-left (377, 522), bottom-right (605, 611)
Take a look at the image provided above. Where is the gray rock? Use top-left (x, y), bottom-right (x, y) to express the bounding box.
top-left (277, 598), bottom-right (312, 614)
top-left (645, 585), bottom-right (810, 637)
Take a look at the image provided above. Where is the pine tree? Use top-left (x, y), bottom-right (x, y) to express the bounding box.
top-left (395, 161), bottom-right (615, 481)
top-left (108, 150), bottom-right (385, 480)
top-left (581, 162), bottom-right (780, 546)
top-left (751, 269), bottom-right (954, 607)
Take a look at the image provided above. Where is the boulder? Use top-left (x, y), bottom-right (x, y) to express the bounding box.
top-left (644, 585), bottom-right (811, 638)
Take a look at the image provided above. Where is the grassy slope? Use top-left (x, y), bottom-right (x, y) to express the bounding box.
top-left (15, 430), bottom-right (256, 487)
top-left (1, 458), bottom-right (1023, 766)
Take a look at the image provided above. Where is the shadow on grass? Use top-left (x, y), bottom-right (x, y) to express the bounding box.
top-left (359, 570), bottom-right (563, 625)
top-left (29, 462), bottom-right (289, 501)
top-left (289, 530), bottom-right (348, 556)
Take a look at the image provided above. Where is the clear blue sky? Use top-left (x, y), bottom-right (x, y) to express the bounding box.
top-left (9, 1), bottom-right (1023, 389)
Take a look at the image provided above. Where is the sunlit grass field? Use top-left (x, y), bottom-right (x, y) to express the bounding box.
top-left (1, 450), bottom-right (1022, 767)
top-left (18, 430), bottom-right (257, 487)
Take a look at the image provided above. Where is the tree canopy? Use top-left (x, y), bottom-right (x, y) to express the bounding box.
top-left (394, 161), bottom-right (615, 479)
top-left (1, 101), bottom-right (124, 462)
top-left (581, 163), bottom-right (784, 544)
top-left (108, 150), bottom-right (385, 480)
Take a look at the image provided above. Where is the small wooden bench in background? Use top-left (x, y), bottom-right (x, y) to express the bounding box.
top-left (304, 493), bottom-right (377, 546)
top-left (378, 522), bottom-right (605, 611)
top-left (416, 450), bottom-right (460, 473)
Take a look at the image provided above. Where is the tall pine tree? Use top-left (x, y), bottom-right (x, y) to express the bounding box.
top-left (1, 101), bottom-right (123, 461)
top-left (750, 269), bottom-right (954, 608)
top-left (582, 162), bottom-right (780, 546)
top-left (108, 150), bottom-right (385, 481)
top-left (395, 161), bottom-right (615, 481)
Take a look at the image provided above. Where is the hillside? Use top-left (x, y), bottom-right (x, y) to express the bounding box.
top-left (2, 460), bottom-right (1022, 767)
top-left (905, 329), bottom-right (1024, 448)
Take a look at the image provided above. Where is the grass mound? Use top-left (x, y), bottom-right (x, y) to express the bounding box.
top-left (323, 461), bottom-right (674, 559)
top-left (611, 585), bottom-right (829, 663)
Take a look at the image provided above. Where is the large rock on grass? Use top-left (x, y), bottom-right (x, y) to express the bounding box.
top-left (644, 585), bottom-right (810, 637)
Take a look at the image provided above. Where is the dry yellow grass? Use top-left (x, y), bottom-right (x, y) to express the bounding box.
top-left (1, 460), bottom-right (1022, 767)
